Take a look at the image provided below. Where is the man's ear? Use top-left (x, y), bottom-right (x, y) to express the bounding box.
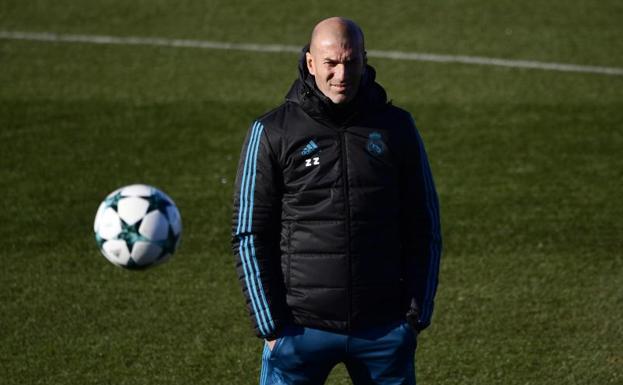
top-left (306, 52), bottom-right (315, 76)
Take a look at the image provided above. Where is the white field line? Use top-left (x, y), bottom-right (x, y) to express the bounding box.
top-left (2, 30), bottom-right (623, 76)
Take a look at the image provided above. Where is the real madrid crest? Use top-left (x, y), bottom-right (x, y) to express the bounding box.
top-left (366, 131), bottom-right (386, 156)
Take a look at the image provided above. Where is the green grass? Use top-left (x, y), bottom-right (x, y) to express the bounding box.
top-left (1, 1), bottom-right (622, 384)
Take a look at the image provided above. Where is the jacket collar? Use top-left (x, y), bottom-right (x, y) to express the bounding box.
top-left (285, 45), bottom-right (388, 127)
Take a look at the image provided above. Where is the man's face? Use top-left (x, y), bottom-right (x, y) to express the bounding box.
top-left (306, 39), bottom-right (366, 104)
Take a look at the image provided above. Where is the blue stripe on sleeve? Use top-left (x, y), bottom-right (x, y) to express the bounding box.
top-left (249, 235), bottom-right (275, 331)
top-left (236, 121), bottom-right (275, 336)
top-left (236, 121), bottom-right (262, 235)
top-left (239, 236), bottom-right (269, 335)
top-left (246, 123), bottom-right (264, 233)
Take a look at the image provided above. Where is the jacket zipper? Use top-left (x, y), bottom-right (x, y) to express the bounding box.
top-left (339, 129), bottom-right (352, 330)
top-left (286, 221), bottom-right (292, 292)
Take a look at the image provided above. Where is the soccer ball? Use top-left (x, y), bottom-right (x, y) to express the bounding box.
top-left (93, 184), bottom-right (182, 269)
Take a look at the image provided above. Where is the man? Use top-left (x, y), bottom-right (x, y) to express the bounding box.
top-left (232, 17), bottom-right (441, 385)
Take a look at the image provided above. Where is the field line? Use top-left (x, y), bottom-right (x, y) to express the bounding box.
top-left (1, 30), bottom-right (623, 76)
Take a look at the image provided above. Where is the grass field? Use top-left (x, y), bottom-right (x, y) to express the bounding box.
top-left (1, 1), bottom-right (622, 384)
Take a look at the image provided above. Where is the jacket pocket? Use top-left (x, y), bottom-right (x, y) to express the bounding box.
top-left (268, 336), bottom-right (286, 358)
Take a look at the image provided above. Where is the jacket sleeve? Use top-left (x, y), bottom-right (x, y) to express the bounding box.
top-left (232, 120), bottom-right (286, 339)
top-left (402, 117), bottom-right (442, 332)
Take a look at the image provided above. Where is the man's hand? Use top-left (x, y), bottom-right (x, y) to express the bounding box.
top-left (266, 339), bottom-right (277, 351)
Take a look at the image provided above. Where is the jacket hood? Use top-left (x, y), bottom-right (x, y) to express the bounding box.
top-left (285, 44), bottom-right (388, 125)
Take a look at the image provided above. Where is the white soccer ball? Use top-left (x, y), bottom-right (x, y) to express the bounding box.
top-left (93, 184), bottom-right (182, 269)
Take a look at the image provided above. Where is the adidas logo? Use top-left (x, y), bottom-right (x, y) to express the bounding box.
top-left (301, 139), bottom-right (319, 156)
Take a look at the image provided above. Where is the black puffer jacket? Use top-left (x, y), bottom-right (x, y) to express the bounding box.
top-left (232, 49), bottom-right (441, 339)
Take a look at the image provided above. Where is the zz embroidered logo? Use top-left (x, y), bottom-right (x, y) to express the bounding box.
top-left (305, 157), bottom-right (320, 167)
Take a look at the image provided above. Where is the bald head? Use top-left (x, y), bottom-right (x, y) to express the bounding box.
top-left (306, 17), bottom-right (367, 104)
top-left (309, 17), bottom-right (365, 54)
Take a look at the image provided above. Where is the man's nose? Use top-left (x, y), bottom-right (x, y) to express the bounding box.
top-left (334, 64), bottom-right (346, 81)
